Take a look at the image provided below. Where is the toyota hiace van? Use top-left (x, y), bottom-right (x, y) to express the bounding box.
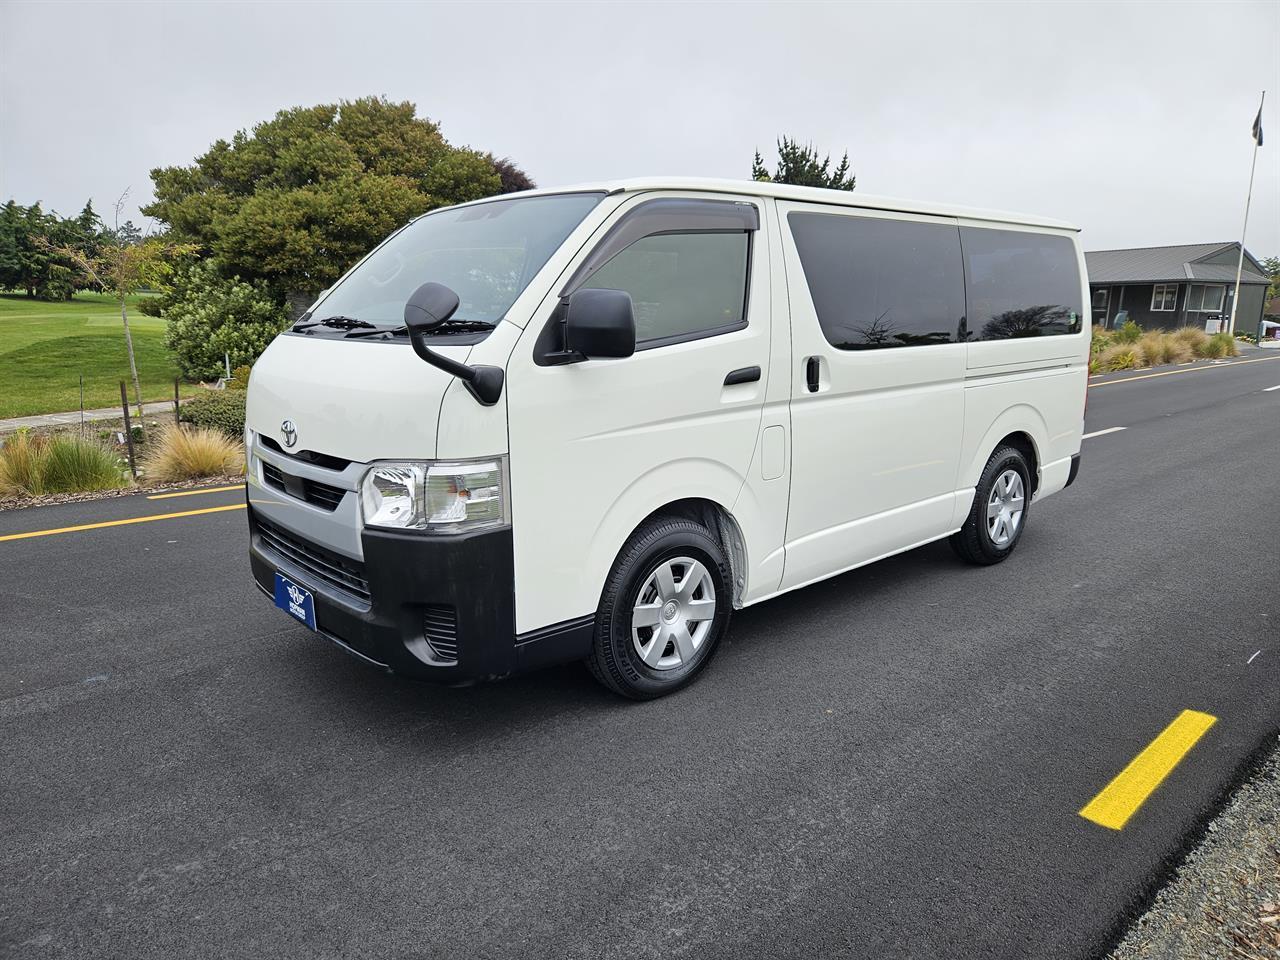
top-left (246, 178), bottom-right (1087, 698)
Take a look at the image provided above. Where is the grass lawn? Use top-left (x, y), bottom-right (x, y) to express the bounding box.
top-left (0, 292), bottom-right (201, 419)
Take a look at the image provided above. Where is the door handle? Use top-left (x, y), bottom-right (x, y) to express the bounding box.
top-left (723, 366), bottom-right (761, 386)
top-left (805, 356), bottom-right (821, 393)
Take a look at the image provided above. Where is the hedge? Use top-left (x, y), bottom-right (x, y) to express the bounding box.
top-left (180, 390), bottom-right (246, 439)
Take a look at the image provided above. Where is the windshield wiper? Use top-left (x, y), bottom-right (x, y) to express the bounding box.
top-left (292, 315), bottom-right (376, 332)
top-left (343, 318), bottom-right (496, 339)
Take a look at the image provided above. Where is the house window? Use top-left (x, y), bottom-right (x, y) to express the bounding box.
top-left (1092, 288), bottom-right (1109, 315)
top-left (1151, 284), bottom-right (1178, 311)
top-left (1186, 284), bottom-right (1225, 313)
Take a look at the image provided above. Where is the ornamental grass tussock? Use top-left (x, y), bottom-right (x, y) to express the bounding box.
top-left (0, 430), bottom-right (126, 497)
top-left (142, 425), bottom-right (244, 482)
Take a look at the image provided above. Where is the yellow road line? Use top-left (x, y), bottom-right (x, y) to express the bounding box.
top-left (0, 503), bottom-right (246, 543)
top-left (1079, 709), bottom-right (1217, 830)
top-left (1089, 355), bottom-right (1280, 388)
top-left (146, 484), bottom-right (244, 501)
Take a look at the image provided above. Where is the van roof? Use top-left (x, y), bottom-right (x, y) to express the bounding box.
top-left (482, 177), bottom-right (1079, 232)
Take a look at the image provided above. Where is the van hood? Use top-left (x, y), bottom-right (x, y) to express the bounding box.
top-left (247, 334), bottom-right (462, 463)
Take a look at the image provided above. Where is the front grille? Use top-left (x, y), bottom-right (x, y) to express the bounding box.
top-left (260, 460), bottom-right (347, 512)
top-left (256, 513), bottom-right (371, 603)
top-left (259, 435), bottom-right (352, 471)
top-left (423, 605), bottom-right (459, 663)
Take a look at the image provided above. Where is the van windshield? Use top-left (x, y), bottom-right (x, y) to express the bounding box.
top-left (311, 192), bottom-right (604, 328)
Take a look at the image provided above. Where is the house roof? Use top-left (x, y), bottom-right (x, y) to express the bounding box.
top-left (1085, 242), bottom-right (1269, 285)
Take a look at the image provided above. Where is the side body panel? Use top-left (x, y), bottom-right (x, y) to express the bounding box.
top-left (504, 191), bottom-right (774, 635)
top-left (957, 221), bottom-right (1090, 518)
top-left (776, 202), bottom-right (966, 592)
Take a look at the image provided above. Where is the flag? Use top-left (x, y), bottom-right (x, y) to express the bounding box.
top-left (1253, 102), bottom-right (1264, 146)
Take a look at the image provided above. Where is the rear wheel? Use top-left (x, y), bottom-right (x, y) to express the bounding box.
top-left (950, 446), bottom-right (1031, 565)
top-left (587, 517), bottom-right (731, 699)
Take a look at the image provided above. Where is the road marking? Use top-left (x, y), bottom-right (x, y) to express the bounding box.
top-left (1264, 384), bottom-right (1280, 392)
top-left (146, 484), bottom-right (244, 501)
top-left (1082, 426), bottom-right (1127, 439)
top-left (1089, 354), bottom-right (1280, 388)
top-left (1247, 650), bottom-right (1262, 665)
top-left (0, 504), bottom-right (246, 543)
top-left (1079, 709), bottom-right (1217, 831)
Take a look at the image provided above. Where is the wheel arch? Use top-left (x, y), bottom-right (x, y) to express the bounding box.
top-left (962, 405), bottom-right (1046, 496)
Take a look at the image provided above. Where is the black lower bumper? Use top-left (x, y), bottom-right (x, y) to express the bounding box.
top-left (1065, 452), bottom-right (1081, 488)
top-left (249, 508), bottom-right (523, 681)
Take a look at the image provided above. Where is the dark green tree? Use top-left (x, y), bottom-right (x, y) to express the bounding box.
top-left (752, 137), bottom-right (856, 191)
top-left (143, 97), bottom-right (524, 305)
top-left (1261, 255), bottom-right (1280, 300)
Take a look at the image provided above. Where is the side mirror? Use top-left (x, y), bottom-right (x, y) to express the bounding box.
top-left (404, 281), bottom-right (460, 333)
top-left (565, 288), bottom-right (636, 359)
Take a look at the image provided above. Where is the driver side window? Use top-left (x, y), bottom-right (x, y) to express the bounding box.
top-left (579, 232), bottom-right (750, 347)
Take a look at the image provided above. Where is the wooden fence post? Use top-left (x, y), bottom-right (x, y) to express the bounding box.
top-left (173, 378), bottom-right (181, 426)
top-left (120, 381), bottom-right (137, 479)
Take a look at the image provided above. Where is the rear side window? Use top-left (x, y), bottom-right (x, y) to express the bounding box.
top-left (961, 228), bottom-right (1083, 339)
top-left (787, 212), bottom-right (965, 349)
top-left (578, 232), bottom-right (749, 345)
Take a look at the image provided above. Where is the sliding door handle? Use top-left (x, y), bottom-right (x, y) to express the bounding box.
top-left (723, 366), bottom-right (761, 386)
top-left (805, 356), bottom-right (821, 393)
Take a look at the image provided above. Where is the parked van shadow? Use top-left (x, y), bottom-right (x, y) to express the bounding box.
top-left (287, 536), bottom-right (964, 739)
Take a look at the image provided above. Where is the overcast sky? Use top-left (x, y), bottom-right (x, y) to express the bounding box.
top-left (2, 0), bottom-right (1277, 255)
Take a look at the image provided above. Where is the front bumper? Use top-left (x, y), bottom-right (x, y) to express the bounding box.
top-left (249, 506), bottom-right (518, 681)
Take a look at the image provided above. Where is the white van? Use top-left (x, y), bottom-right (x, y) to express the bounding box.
top-left (245, 178), bottom-right (1087, 699)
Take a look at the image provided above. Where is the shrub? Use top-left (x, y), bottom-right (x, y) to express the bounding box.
top-left (226, 364), bottom-right (253, 391)
top-left (0, 431), bottom-right (46, 496)
top-left (1114, 319), bottom-right (1143, 344)
top-left (1090, 326), bottom-right (1113, 357)
top-left (143, 425), bottom-right (243, 481)
top-left (180, 390), bottom-right (247, 438)
top-left (0, 431), bottom-right (125, 496)
top-left (1097, 344), bottom-right (1138, 371)
top-left (1203, 332), bottom-right (1239, 359)
top-left (1173, 326), bottom-right (1210, 356)
top-left (41, 436), bottom-right (127, 493)
top-left (161, 261), bottom-right (290, 381)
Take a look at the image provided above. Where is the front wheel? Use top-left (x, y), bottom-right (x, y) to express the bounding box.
top-left (587, 517), bottom-right (732, 700)
top-left (950, 446), bottom-right (1031, 565)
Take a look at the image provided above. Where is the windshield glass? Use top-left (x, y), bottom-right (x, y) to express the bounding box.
top-left (312, 192), bottom-right (603, 327)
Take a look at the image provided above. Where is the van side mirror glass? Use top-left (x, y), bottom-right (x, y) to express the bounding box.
top-left (404, 281), bottom-right (460, 333)
top-left (565, 288), bottom-right (636, 359)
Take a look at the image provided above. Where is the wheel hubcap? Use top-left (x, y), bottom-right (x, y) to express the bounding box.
top-left (631, 556), bottom-right (716, 671)
top-left (987, 469), bottom-right (1025, 547)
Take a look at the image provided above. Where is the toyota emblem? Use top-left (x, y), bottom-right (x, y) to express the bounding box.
top-left (280, 419), bottom-right (298, 448)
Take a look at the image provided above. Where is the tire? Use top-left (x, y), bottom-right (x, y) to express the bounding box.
top-left (950, 445), bottom-right (1032, 566)
top-left (587, 516), bottom-right (732, 700)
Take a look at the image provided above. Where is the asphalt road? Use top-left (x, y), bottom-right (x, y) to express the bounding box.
top-left (3, 353), bottom-right (1279, 959)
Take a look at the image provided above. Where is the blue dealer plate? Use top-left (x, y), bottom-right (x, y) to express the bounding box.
top-left (273, 572), bottom-right (316, 630)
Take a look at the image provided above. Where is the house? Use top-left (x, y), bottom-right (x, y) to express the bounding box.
top-left (1085, 242), bottom-right (1270, 334)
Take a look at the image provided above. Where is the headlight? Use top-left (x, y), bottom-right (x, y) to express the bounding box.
top-left (359, 457), bottom-right (509, 533)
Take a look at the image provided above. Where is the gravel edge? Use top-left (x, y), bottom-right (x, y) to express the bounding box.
top-left (1108, 736), bottom-right (1280, 959)
top-left (0, 475), bottom-right (245, 512)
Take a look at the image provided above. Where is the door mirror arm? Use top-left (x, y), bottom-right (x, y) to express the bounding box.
top-left (403, 281), bottom-right (504, 406)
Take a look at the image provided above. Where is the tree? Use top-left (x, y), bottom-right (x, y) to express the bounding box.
top-left (492, 157), bottom-right (536, 194)
top-left (56, 191), bottom-right (196, 428)
top-left (143, 97), bottom-right (525, 307)
top-left (751, 137), bottom-right (856, 191)
top-left (1261, 255), bottom-right (1280, 300)
top-left (0, 199), bottom-right (103, 299)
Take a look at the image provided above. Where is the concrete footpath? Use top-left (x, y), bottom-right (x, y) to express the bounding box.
top-left (0, 400), bottom-right (176, 434)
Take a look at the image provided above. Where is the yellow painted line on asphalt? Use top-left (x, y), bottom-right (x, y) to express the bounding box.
top-left (1079, 709), bottom-right (1218, 831)
top-left (146, 484), bottom-right (244, 501)
top-left (0, 504), bottom-right (246, 543)
top-left (1089, 354), bottom-right (1280, 388)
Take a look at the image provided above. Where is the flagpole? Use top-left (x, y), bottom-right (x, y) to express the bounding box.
top-left (1228, 90), bottom-right (1265, 336)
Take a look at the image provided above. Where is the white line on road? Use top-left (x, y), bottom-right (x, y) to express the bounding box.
top-left (1247, 650), bottom-right (1262, 665)
top-left (1264, 384), bottom-right (1280, 392)
top-left (1082, 427), bottom-right (1128, 440)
